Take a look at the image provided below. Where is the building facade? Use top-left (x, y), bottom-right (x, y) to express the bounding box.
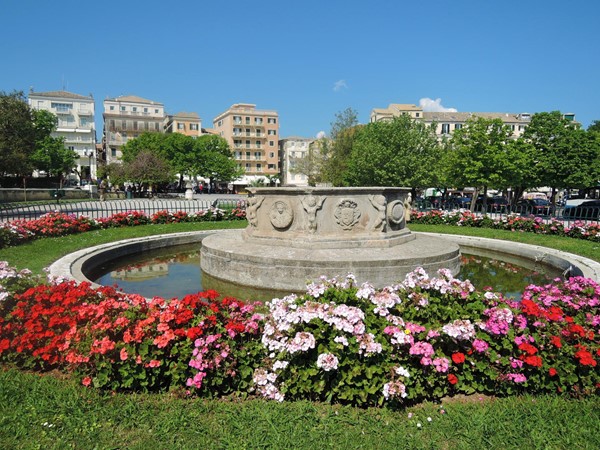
top-left (212, 103), bottom-right (279, 182)
top-left (370, 103), bottom-right (537, 138)
top-left (102, 95), bottom-right (165, 164)
top-left (164, 112), bottom-right (202, 137)
top-left (28, 90), bottom-right (97, 182)
top-left (279, 137), bottom-right (315, 186)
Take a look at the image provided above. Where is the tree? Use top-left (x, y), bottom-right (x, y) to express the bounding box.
top-left (0, 91), bottom-right (37, 175)
top-left (446, 117), bottom-right (517, 208)
top-left (523, 111), bottom-right (598, 201)
top-left (343, 115), bottom-right (442, 195)
top-left (321, 108), bottom-right (360, 186)
top-left (588, 120), bottom-right (600, 133)
top-left (29, 109), bottom-right (77, 179)
top-left (30, 136), bottom-right (77, 178)
top-left (122, 150), bottom-right (173, 188)
top-left (192, 134), bottom-right (242, 183)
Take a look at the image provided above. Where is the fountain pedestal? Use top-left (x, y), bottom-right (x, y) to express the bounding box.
top-left (201, 187), bottom-right (460, 292)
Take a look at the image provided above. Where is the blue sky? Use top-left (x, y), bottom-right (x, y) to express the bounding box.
top-left (2, 0), bottom-right (598, 138)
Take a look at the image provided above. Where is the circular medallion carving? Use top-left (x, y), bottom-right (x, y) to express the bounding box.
top-left (270, 200), bottom-right (294, 229)
top-left (386, 200), bottom-right (405, 225)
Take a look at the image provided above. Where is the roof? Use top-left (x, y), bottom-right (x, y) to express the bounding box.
top-left (423, 111), bottom-right (528, 123)
top-left (29, 90), bottom-right (93, 100)
top-left (172, 111), bottom-right (200, 119)
top-left (105, 95), bottom-right (163, 105)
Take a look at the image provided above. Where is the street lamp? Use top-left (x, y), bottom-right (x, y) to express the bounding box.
top-left (85, 149), bottom-right (94, 199)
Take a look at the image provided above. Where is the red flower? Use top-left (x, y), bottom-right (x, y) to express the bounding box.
top-left (574, 348), bottom-right (598, 367)
top-left (447, 374), bottom-right (458, 385)
top-left (518, 343), bottom-right (538, 355)
top-left (82, 376), bottom-right (92, 387)
top-left (550, 336), bottom-right (562, 348)
top-left (452, 352), bottom-right (465, 364)
top-left (549, 368), bottom-right (558, 377)
top-left (522, 355), bottom-right (543, 367)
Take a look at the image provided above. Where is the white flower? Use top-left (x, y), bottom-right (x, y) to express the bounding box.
top-left (316, 353), bottom-right (339, 371)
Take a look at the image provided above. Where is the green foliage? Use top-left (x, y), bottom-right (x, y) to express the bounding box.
top-left (30, 136), bottom-right (78, 178)
top-left (344, 115), bottom-right (442, 188)
top-left (321, 107), bottom-right (360, 186)
top-left (0, 91), bottom-right (37, 175)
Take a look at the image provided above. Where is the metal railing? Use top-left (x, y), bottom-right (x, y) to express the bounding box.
top-left (0, 198), bottom-right (246, 223)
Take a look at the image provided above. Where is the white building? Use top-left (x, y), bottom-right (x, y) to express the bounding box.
top-left (28, 90), bottom-right (97, 182)
top-left (102, 95), bottom-right (165, 164)
top-left (370, 103), bottom-right (536, 138)
top-left (279, 137), bottom-right (317, 186)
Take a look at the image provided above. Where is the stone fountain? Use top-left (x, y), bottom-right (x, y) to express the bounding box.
top-left (200, 187), bottom-right (460, 292)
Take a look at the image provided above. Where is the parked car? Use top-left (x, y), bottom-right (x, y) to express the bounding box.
top-left (514, 198), bottom-right (554, 216)
top-left (562, 200), bottom-right (600, 221)
top-left (446, 196), bottom-right (472, 209)
top-left (475, 195), bottom-right (509, 213)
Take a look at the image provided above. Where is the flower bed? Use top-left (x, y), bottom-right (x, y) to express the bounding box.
top-left (411, 210), bottom-right (600, 243)
top-left (0, 207), bottom-right (247, 249)
top-left (1, 261), bottom-right (598, 407)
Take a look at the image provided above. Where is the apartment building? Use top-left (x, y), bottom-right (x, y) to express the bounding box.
top-left (28, 90), bottom-right (96, 182)
top-left (370, 103), bottom-right (540, 138)
top-left (102, 95), bottom-right (165, 164)
top-left (279, 137), bottom-right (315, 186)
top-left (213, 103), bottom-right (279, 182)
top-left (165, 112), bottom-right (202, 137)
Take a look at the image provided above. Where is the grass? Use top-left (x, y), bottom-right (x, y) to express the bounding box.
top-left (1, 367), bottom-right (599, 450)
top-left (1, 221), bottom-right (599, 448)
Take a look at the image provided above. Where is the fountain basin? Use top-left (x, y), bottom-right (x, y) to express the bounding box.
top-left (201, 187), bottom-right (460, 291)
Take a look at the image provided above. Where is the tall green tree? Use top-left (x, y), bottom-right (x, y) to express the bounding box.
top-left (343, 115), bottom-right (442, 194)
top-left (588, 120), bottom-right (600, 133)
top-left (321, 107), bottom-right (359, 186)
top-left (30, 109), bottom-right (77, 179)
top-left (192, 134), bottom-right (242, 183)
top-left (523, 111), bottom-right (598, 201)
top-left (447, 117), bottom-right (517, 207)
top-left (0, 91), bottom-right (37, 175)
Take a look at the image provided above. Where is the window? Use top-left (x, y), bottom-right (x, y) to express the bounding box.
top-left (416, 112), bottom-right (420, 118)
top-left (269, 152), bottom-right (275, 158)
top-left (132, 107), bottom-right (137, 112)
top-left (267, 117), bottom-right (277, 124)
top-left (441, 124), bottom-right (450, 134)
top-left (51, 102), bottom-right (72, 112)
top-left (145, 122), bottom-right (149, 130)
top-left (245, 163), bottom-right (251, 170)
top-left (177, 123), bottom-right (185, 130)
top-left (256, 163), bottom-right (262, 171)
top-left (234, 139), bottom-right (242, 147)
top-left (233, 116), bottom-right (242, 124)
top-left (110, 105), bottom-right (115, 111)
top-left (217, 120), bottom-right (223, 127)
top-left (235, 151), bottom-right (242, 159)
top-left (155, 109), bottom-right (159, 114)
top-left (109, 119), bottom-right (115, 129)
top-left (120, 106), bottom-right (126, 111)
top-left (255, 117), bottom-right (263, 125)
top-left (111, 148), bottom-right (117, 157)
top-left (268, 130), bottom-right (276, 135)
top-left (455, 124), bottom-right (462, 130)
top-left (269, 141), bottom-right (274, 147)
top-left (246, 140), bottom-right (251, 148)
top-left (190, 124), bottom-right (199, 131)
top-left (256, 141), bottom-right (261, 148)
top-left (122, 120), bottom-right (127, 128)
top-left (68, 146), bottom-right (75, 151)
top-left (133, 122), bottom-right (138, 131)
top-left (246, 128), bottom-right (251, 136)
top-left (268, 164), bottom-right (276, 170)
top-left (254, 151), bottom-right (261, 159)
top-left (144, 107), bottom-right (148, 113)
top-left (246, 151), bottom-right (251, 159)
top-left (245, 117), bottom-right (250, 124)
top-left (154, 122), bottom-right (160, 131)
top-left (80, 117), bottom-right (89, 126)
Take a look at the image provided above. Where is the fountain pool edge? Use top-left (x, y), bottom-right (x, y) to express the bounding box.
top-left (48, 230), bottom-right (600, 289)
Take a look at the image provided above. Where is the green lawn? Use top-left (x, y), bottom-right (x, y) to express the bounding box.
top-left (1, 222), bottom-right (599, 449)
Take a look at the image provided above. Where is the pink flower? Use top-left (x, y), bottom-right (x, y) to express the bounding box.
top-left (81, 376), bottom-right (92, 387)
top-left (316, 353), bottom-right (339, 371)
top-left (119, 347), bottom-right (128, 361)
top-left (472, 339), bottom-right (489, 353)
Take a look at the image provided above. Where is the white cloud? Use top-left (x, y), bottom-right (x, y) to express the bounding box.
top-left (419, 97), bottom-right (458, 112)
top-left (316, 131), bottom-right (326, 139)
top-left (333, 79), bottom-right (348, 92)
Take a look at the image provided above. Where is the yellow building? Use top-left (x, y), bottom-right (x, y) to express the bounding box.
top-left (165, 112), bottom-right (202, 137)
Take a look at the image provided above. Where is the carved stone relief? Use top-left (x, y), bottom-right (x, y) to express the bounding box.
top-left (246, 196), bottom-right (264, 227)
top-left (269, 200), bottom-right (294, 229)
top-left (301, 194), bottom-right (325, 233)
top-left (386, 200), bottom-right (405, 226)
top-left (335, 199), bottom-right (361, 230)
top-left (368, 194), bottom-right (387, 232)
